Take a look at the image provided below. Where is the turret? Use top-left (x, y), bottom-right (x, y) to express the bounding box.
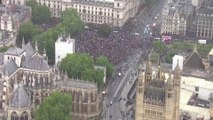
top-left (173, 60), bottom-right (181, 120)
top-left (209, 93), bottom-right (213, 119)
top-left (43, 47), bottom-right (48, 60)
top-left (165, 72), bottom-right (174, 120)
top-left (135, 69), bottom-right (144, 120)
top-left (35, 40), bottom-right (38, 52)
top-left (145, 57), bottom-right (152, 83)
top-left (22, 37), bottom-right (25, 48)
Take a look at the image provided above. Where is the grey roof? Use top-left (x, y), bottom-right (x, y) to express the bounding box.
top-left (22, 42), bottom-right (35, 57)
top-left (0, 59), bottom-right (18, 76)
top-left (58, 80), bottom-right (97, 89)
top-left (0, 53), bottom-right (3, 65)
top-left (21, 54), bottom-right (50, 71)
top-left (184, 51), bottom-right (204, 70)
top-left (5, 47), bottom-right (25, 56)
top-left (10, 87), bottom-right (30, 108)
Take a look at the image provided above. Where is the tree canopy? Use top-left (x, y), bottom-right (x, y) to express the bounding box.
top-left (26, 0), bottom-right (51, 25)
top-left (17, 22), bottom-right (41, 46)
top-left (60, 53), bottom-right (107, 89)
top-left (32, 9), bottom-right (84, 64)
top-left (95, 55), bottom-right (114, 78)
top-left (35, 92), bottom-right (72, 120)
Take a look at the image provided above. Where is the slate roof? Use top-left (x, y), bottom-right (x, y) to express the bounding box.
top-left (184, 51), bottom-right (204, 70)
top-left (5, 47), bottom-right (25, 56)
top-left (0, 53), bottom-right (3, 65)
top-left (21, 54), bottom-right (50, 71)
top-left (10, 87), bottom-right (30, 108)
top-left (0, 59), bottom-right (18, 76)
top-left (22, 42), bottom-right (35, 57)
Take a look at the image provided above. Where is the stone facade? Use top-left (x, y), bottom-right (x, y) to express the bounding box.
top-left (196, 0), bottom-right (213, 40)
top-left (161, 1), bottom-right (194, 36)
top-left (0, 4), bottom-right (31, 46)
top-left (0, 38), bottom-right (101, 120)
top-left (3, 0), bottom-right (142, 27)
top-left (135, 58), bottom-right (181, 120)
top-left (58, 79), bottom-right (102, 120)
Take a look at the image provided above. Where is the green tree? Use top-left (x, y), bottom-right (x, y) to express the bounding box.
top-left (0, 46), bottom-right (12, 52)
top-left (60, 53), bottom-right (94, 79)
top-left (153, 40), bottom-right (164, 53)
top-left (97, 24), bottom-right (112, 38)
top-left (32, 5), bottom-right (51, 24)
top-left (95, 55), bottom-right (114, 78)
top-left (60, 53), bottom-right (105, 89)
top-left (17, 22), bottom-right (41, 46)
top-left (94, 69), bottom-right (104, 89)
top-left (26, 0), bottom-right (38, 9)
top-left (62, 9), bottom-right (85, 36)
top-left (35, 92), bottom-right (72, 120)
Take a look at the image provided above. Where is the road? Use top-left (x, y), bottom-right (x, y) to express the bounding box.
top-left (103, 0), bottom-right (166, 120)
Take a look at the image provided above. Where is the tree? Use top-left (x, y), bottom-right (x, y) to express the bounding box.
top-left (62, 9), bottom-right (85, 36)
top-left (95, 55), bottom-right (114, 78)
top-left (60, 53), bottom-right (104, 89)
top-left (17, 22), bottom-right (41, 47)
top-left (26, 0), bottom-right (38, 9)
top-left (35, 92), bottom-right (72, 120)
top-left (153, 40), bottom-right (164, 53)
top-left (97, 24), bottom-right (112, 38)
top-left (32, 5), bottom-right (51, 24)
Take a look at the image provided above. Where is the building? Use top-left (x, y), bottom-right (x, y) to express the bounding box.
top-left (0, 38), bottom-right (102, 119)
top-left (161, 1), bottom-right (194, 36)
top-left (196, 0), bottom-right (213, 40)
top-left (55, 34), bottom-right (75, 64)
top-left (58, 79), bottom-right (102, 120)
top-left (3, 0), bottom-right (142, 27)
top-left (135, 58), bottom-right (181, 120)
top-left (0, 4), bottom-right (31, 46)
top-left (2, 0), bottom-right (26, 5)
top-left (172, 55), bottom-right (183, 71)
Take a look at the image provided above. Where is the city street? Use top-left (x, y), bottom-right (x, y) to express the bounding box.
top-left (102, 0), bottom-right (166, 119)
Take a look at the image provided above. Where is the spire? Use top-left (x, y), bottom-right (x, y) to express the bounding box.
top-left (145, 57), bottom-right (152, 74)
top-left (167, 71), bottom-right (173, 89)
top-left (22, 37), bottom-right (25, 48)
top-left (35, 40), bottom-right (38, 52)
top-left (156, 66), bottom-right (162, 80)
top-left (193, 42), bottom-right (198, 53)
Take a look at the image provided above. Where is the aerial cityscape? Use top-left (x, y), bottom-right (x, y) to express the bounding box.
top-left (0, 0), bottom-right (212, 120)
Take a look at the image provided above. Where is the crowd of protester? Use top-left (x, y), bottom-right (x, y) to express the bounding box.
top-left (76, 23), bottom-right (146, 64)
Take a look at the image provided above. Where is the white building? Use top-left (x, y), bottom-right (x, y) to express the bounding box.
top-left (172, 55), bottom-right (183, 71)
top-left (55, 34), bottom-right (75, 64)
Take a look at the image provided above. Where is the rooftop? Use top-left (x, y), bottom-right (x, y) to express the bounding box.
top-left (58, 79), bottom-right (97, 90)
top-left (197, 0), bottom-right (213, 15)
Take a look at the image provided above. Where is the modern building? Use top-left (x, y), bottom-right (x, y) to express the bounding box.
top-left (55, 34), bottom-right (75, 64)
top-left (196, 0), bottom-right (213, 40)
top-left (135, 58), bottom-right (181, 120)
top-left (161, 1), bottom-right (194, 36)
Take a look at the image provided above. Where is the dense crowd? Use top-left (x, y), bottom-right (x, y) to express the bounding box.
top-left (76, 23), bottom-right (144, 64)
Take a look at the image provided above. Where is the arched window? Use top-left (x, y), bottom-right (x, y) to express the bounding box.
top-left (11, 111), bottom-right (19, 120)
top-left (21, 111), bottom-right (28, 120)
